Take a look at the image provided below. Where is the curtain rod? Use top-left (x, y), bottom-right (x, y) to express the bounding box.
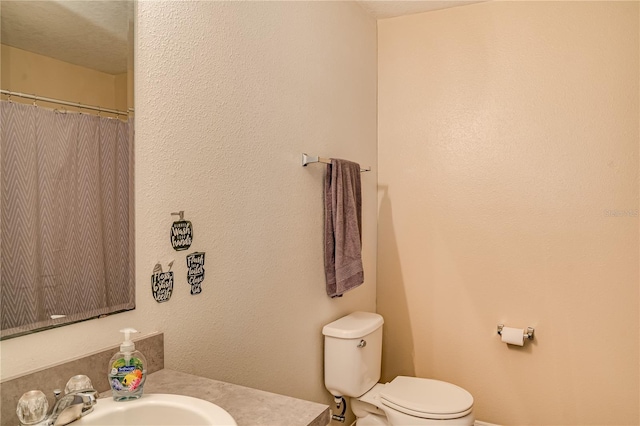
top-left (1, 89), bottom-right (132, 116)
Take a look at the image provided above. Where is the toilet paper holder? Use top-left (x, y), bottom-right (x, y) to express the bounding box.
top-left (497, 324), bottom-right (535, 340)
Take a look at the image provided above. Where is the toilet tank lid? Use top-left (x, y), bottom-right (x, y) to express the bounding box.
top-left (322, 312), bottom-right (384, 339)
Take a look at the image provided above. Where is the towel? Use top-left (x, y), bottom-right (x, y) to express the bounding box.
top-left (324, 158), bottom-right (364, 297)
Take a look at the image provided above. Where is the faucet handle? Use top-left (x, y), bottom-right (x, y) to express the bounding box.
top-left (64, 375), bottom-right (93, 394)
top-left (79, 390), bottom-right (99, 412)
top-left (16, 390), bottom-right (48, 425)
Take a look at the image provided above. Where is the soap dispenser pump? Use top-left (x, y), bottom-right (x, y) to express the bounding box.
top-left (108, 328), bottom-right (147, 401)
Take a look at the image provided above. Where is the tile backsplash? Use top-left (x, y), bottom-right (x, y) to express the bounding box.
top-left (1, 333), bottom-right (163, 425)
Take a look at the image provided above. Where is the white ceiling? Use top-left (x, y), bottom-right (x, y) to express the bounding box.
top-left (357, 0), bottom-right (485, 19)
top-left (1, 0), bottom-right (131, 75)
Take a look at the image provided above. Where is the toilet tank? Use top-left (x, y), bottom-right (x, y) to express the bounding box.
top-left (322, 312), bottom-right (384, 398)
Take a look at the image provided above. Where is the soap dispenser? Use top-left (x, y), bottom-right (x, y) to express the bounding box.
top-left (108, 328), bottom-right (147, 401)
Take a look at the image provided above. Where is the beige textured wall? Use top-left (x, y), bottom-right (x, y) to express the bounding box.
top-left (0, 0), bottom-right (377, 410)
top-left (378, 2), bottom-right (639, 425)
top-left (1, 44), bottom-right (126, 113)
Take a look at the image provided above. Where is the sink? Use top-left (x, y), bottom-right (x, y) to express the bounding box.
top-left (74, 394), bottom-right (237, 425)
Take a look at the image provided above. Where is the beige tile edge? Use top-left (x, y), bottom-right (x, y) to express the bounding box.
top-left (0, 331), bottom-right (162, 383)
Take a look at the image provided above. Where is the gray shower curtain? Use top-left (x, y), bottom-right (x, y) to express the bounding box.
top-left (1, 101), bottom-right (134, 336)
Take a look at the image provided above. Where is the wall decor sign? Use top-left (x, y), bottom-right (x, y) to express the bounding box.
top-left (170, 211), bottom-right (193, 251)
top-left (151, 262), bottom-right (174, 303)
top-left (186, 252), bottom-right (205, 295)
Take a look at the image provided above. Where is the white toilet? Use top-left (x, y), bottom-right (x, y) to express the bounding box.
top-left (323, 312), bottom-right (474, 426)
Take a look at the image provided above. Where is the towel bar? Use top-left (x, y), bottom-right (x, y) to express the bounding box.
top-left (302, 153), bottom-right (371, 172)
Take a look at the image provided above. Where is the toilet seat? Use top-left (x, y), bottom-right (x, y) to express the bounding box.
top-left (379, 376), bottom-right (474, 420)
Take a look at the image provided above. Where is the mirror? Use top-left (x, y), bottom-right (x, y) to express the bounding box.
top-left (0, 1), bottom-right (135, 339)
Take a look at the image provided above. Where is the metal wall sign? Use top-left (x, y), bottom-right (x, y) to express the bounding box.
top-left (170, 211), bottom-right (193, 251)
top-left (151, 262), bottom-right (174, 303)
top-left (186, 252), bottom-right (205, 295)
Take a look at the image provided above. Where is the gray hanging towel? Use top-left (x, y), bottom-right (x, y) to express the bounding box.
top-left (324, 158), bottom-right (364, 297)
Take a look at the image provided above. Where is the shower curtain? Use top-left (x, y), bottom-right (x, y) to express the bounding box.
top-left (1, 101), bottom-right (134, 336)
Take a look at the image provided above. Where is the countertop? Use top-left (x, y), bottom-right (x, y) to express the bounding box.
top-left (104, 369), bottom-right (330, 426)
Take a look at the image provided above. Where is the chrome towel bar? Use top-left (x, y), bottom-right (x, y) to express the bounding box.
top-left (302, 153), bottom-right (371, 172)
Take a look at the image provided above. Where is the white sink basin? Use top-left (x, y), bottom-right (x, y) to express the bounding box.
top-left (75, 394), bottom-right (237, 425)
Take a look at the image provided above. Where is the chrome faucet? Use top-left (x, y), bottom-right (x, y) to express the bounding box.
top-left (16, 375), bottom-right (99, 426)
top-left (47, 388), bottom-right (99, 426)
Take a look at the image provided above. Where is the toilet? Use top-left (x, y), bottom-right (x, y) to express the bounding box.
top-left (323, 312), bottom-right (474, 426)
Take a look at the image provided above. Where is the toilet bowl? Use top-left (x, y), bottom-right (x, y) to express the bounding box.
top-left (323, 312), bottom-right (474, 426)
top-left (351, 376), bottom-right (474, 426)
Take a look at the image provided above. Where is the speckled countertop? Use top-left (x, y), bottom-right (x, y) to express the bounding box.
top-left (104, 369), bottom-right (330, 426)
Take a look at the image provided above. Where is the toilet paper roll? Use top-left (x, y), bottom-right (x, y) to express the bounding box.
top-left (501, 327), bottom-right (525, 346)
